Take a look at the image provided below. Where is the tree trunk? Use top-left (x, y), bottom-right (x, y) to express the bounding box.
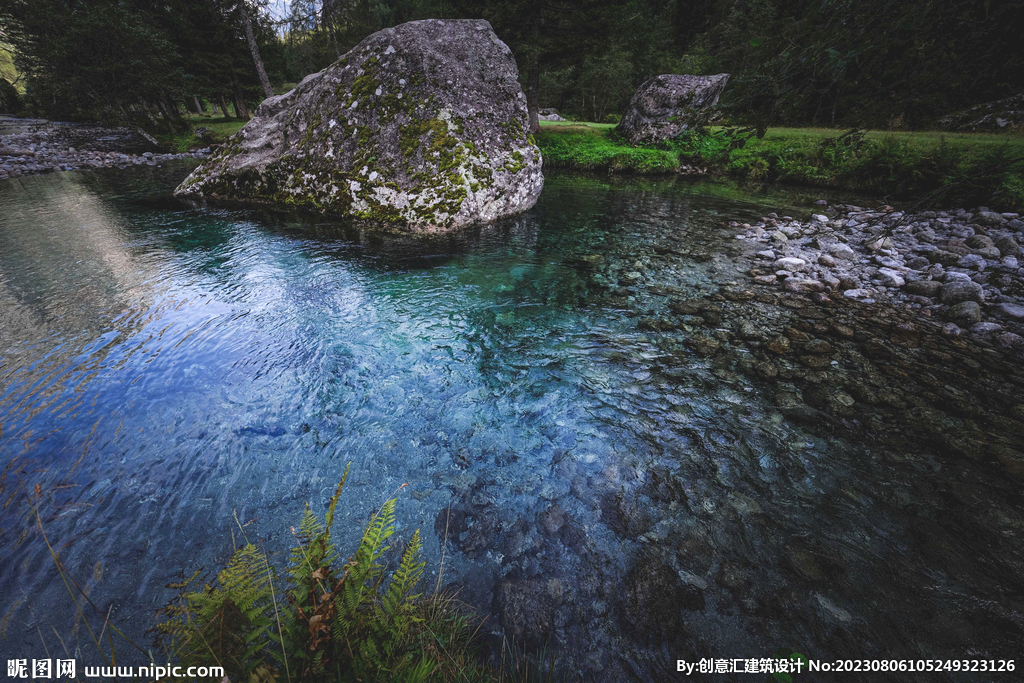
top-left (322, 0), bottom-right (341, 59)
top-left (219, 94), bottom-right (231, 119)
top-left (240, 3), bottom-right (274, 99)
top-left (158, 93), bottom-right (180, 122)
top-left (526, 54), bottom-right (540, 135)
top-left (193, 96), bottom-right (204, 115)
top-left (233, 86), bottom-right (250, 120)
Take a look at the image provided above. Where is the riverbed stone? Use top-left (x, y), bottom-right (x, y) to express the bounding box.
top-left (940, 280), bottom-right (984, 304)
top-left (973, 210), bottom-right (1005, 226)
top-left (828, 243), bottom-right (857, 260)
top-left (538, 502), bottom-right (567, 536)
top-left (995, 236), bottom-right (1021, 257)
top-left (904, 280), bottom-right (943, 297)
top-left (784, 279), bottom-right (824, 293)
top-left (175, 19), bottom-right (543, 234)
top-left (617, 73), bottom-right (730, 144)
top-left (876, 267), bottom-right (906, 287)
top-left (990, 302), bottom-right (1024, 320)
top-left (773, 257), bottom-right (806, 271)
top-left (948, 301), bottom-right (982, 325)
top-left (496, 578), bottom-right (555, 647)
top-left (969, 322), bottom-right (1003, 335)
top-left (621, 559), bottom-right (703, 641)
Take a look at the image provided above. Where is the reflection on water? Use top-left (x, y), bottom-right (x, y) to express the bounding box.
top-left (0, 164), bottom-right (1021, 681)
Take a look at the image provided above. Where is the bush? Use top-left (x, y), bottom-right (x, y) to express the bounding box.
top-left (602, 113), bottom-right (621, 124)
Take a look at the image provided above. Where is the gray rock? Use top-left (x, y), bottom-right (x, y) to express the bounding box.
top-left (828, 243), bottom-right (857, 260)
top-left (965, 234), bottom-right (994, 249)
top-left (947, 301), bottom-right (982, 325)
top-left (991, 302), bottom-right (1024, 320)
top-left (817, 253), bottom-right (836, 267)
top-left (927, 250), bottom-right (961, 266)
top-left (973, 210), bottom-right (1005, 226)
top-left (940, 279), bottom-right (984, 304)
top-left (942, 322), bottom-right (963, 337)
top-left (995, 235), bottom-right (1021, 257)
top-left (175, 19), bottom-right (543, 234)
top-left (995, 332), bottom-right (1024, 351)
top-left (876, 267), bottom-right (905, 287)
top-left (943, 270), bottom-right (973, 282)
top-left (904, 280), bottom-right (943, 297)
top-left (970, 322), bottom-right (1003, 335)
top-left (617, 73), bottom-right (729, 144)
top-left (783, 279), bottom-right (824, 293)
top-left (773, 257), bottom-right (806, 271)
top-left (957, 253), bottom-right (988, 270)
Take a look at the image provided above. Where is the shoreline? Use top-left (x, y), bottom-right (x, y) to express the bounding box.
top-left (4, 118), bottom-right (1022, 358)
top-left (733, 204), bottom-right (1024, 350)
top-left (0, 118), bottom-right (209, 179)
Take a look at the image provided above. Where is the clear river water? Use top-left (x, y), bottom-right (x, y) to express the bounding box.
top-left (0, 162), bottom-right (1021, 681)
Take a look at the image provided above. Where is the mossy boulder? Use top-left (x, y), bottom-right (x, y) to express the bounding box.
top-left (617, 73), bottom-right (730, 145)
top-left (174, 19), bottom-right (543, 234)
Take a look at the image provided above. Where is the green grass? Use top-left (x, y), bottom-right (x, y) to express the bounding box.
top-left (158, 112), bottom-right (247, 152)
top-left (538, 120), bottom-right (616, 130)
top-left (535, 123), bottom-right (1024, 210)
top-left (537, 124), bottom-right (680, 173)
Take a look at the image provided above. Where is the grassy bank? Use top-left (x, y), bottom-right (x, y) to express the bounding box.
top-left (158, 113), bottom-right (246, 152)
top-left (536, 122), bottom-right (1024, 211)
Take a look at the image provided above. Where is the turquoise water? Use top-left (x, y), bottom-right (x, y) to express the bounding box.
top-left (1, 164), bottom-right (1021, 680)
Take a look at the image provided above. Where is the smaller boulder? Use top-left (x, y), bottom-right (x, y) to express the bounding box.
top-left (537, 108), bottom-right (566, 122)
top-left (617, 74), bottom-right (729, 145)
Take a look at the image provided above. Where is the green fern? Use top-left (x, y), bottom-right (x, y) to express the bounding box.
top-left (157, 543), bottom-right (281, 682)
top-left (155, 463), bottom-right (512, 682)
top-left (334, 497), bottom-right (396, 642)
top-left (383, 529), bottom-right (426, 619)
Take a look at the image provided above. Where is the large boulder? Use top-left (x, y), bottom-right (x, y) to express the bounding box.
top-left (617, 73), bottom-right (729, 145)
top-left (175, 19), bottom-right (543, 234)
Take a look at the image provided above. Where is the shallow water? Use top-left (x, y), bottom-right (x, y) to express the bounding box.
top-left (0, 164), bottom-right (1021, 680)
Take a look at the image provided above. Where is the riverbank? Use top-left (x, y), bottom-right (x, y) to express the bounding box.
top-left (736, 204), bottom-right (1024, 344)
top-left (0, 117), bottom-right (209, 179)
top-left (536, 123), bottom-right (1024, 211)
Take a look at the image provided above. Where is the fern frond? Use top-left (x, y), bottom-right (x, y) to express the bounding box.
top-left (383, 529), bottom-right (425, 618)
top-left (334, 498), bottom-right (397, 641)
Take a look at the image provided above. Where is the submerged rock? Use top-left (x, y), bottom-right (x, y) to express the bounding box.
top-left (175, 19), bottom-right (543, 234)
top-left (617, 74), bottom-right (730, 144)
